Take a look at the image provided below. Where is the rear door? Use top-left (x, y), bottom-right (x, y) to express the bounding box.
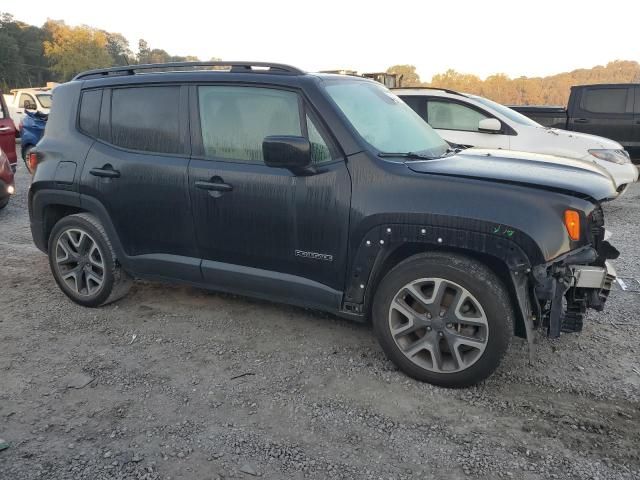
top-left (0, 93), bottom-right (17, 169)
top-left (188, 84), bottom-right (351, 307)
top-left (568, 85), bottom-right (634, 146)
top-left (80, 85), bottom-right (200, 281)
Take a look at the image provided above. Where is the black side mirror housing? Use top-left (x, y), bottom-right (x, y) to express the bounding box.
top-left (263, 135), bottom-right (312, 173)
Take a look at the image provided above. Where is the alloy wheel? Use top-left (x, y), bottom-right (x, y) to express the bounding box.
top-left (388, 278), bottom-right (489, 373)
top-left (54, 228), bottom-right (105, 296)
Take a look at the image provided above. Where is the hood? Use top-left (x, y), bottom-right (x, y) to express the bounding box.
top-left (407, 148), bottom-right (618, 201)
top-left (540, 127), bottom-right (622, 150)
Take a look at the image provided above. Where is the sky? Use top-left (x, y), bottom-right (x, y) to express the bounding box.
top-left (5, 0), bottom-right (640, 81)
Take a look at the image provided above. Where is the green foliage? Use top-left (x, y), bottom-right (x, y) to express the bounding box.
top-left (0, 12), bottom-right (49, 89)
top-left (43, 20), bottom-right (113, 81)
top-left (0, 13), bottom-right (207, 89)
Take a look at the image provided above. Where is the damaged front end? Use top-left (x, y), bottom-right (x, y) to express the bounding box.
top-left (532, 205), bottom-right (619, 338)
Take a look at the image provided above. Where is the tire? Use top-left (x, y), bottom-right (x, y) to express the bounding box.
top-left (0, 196), bottom-right (8, 209)
top-left (22, 145), bottom-right (35, 174)
top-left (47, 213), bottom-right (132, 307)
top-left (372, 252), bottom-right (513, 388)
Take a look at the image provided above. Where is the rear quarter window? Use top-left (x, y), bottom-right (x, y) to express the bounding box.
top-left (79, 89), bottom-right (103, 138)
top-left (111, 86), bottom-right (181, 154)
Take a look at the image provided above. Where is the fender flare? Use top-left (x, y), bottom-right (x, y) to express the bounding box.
top-left (343, 221), bottom-right (542, 342)
top-left (30, 190), bottom-right (129, 268)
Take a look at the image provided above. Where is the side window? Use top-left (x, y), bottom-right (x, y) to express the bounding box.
top-left (19, 93), bottom-right (36, 110)
top-left (581, 88), bottom-right (628, 114)
top-left (198, 86), bottom-right (301, 163)
top-left (306, 115), bottom-right (333, 164)
top-left (400, 96), bottom-right (428, 121)
top-left (427, 100), bottom-right (490, 131)
top-left (111, 86), bottom-right (181, 154)
top-left (78, 90), bottom-right (103, 138)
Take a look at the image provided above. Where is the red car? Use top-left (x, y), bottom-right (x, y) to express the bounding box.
top-left (0, 90), bottom-right (18, 172)
top-left (0, 147), bottom-right (15, 209)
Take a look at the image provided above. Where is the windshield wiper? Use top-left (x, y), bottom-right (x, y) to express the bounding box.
top-left (378, 151), bottom-right (438, 160)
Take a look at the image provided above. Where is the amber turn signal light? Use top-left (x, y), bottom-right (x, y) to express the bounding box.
top-left (564, 210), bottom-right (581, 241)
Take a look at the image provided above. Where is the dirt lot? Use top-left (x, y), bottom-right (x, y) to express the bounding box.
top-left (1, 160), bottom-right (639, 480)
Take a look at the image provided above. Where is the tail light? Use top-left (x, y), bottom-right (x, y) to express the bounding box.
top-left (564, 210), bottom-right (581, 241)
top-left (28, 151), bottom-right (39, 173)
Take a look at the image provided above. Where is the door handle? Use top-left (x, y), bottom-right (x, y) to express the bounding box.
top-left (90, 165), bottom-right (120, 178)
top-left (0, 126), bottom-right (11, 132)
top-left (195, 180), bottom-right (233, 192)
top-left (573, 118), bottom-right (590, 124)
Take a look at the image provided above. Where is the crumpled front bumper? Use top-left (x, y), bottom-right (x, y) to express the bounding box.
top-left (532, 238), bottom-right (619, 338)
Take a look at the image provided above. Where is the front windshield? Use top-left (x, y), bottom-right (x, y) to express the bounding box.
top-left (36, 94), bottom-right (52, 109)
top-left (469, 95), bottom-right (541, 127)
top-left (325, 80), bottom-right (449, 157)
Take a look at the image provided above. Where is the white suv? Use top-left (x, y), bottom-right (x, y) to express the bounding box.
top-left (394, 88), bottom-right (638, 192)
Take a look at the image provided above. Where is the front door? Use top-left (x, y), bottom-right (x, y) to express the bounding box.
top-left (189, 84), bottom-right (351, 308)
top-left (80, 85), bottom-right (199, 281)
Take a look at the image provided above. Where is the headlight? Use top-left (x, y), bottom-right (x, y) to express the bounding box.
top-left (588, 149), bottom-right (630, 165)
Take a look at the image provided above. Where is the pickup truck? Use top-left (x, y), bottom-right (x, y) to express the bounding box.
top-left (3, 87), bottom-right (52, 127)
top-left (510, 84), bottom-right (640, 159)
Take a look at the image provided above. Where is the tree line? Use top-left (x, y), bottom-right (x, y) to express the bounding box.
top-left (0, 12), bottom-right (213, 89)
top-left (1, 12), bottom-right (639, 106)
top-left (387, 61), bottom-right (640, 106)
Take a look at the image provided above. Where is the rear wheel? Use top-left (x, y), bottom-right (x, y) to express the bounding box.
top-left (48, 213), bottom-right (131, 307)
top-left (373, 252), bottom-right (513, 388)
top-left (0, 196), bottom-right (8, 209)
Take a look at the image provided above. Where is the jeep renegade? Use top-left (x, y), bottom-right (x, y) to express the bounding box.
top-left (29, 62), bottom-right (620, 387)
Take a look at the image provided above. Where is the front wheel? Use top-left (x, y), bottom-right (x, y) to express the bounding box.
top-left (372, 252), bottom-right (514, 388)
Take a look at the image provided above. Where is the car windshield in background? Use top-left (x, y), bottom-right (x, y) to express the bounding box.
top-left (36, 94), bottom-right (52, 109)
top-left (470, 95), bottom-right (541, 127)
top-left (325, 80), bottom-right (449, 158)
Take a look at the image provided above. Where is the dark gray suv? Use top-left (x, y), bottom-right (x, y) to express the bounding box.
top-left (29, 62), bottom-right (620, 387)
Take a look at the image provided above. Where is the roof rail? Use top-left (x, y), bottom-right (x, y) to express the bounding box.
top-left (73, 61), bottom-right (304, 80)
top-left (391, 86), bottom-right (466, 97)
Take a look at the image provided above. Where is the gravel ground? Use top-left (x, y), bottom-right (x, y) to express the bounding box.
top-left (1, 159), bottom-right (639, 480)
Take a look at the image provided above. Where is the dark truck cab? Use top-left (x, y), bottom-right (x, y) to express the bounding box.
top-left (29, 62), bottom-right (620, 387)
top-left (511, 83), bottom-right (640, 159)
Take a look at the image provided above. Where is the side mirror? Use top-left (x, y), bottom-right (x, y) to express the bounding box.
top-left (263, 135), bottom-right (312, 173)
top-left (24, 102), bottom-right (37, 111)
top-left (478, 118), bottom-right (502, 133)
